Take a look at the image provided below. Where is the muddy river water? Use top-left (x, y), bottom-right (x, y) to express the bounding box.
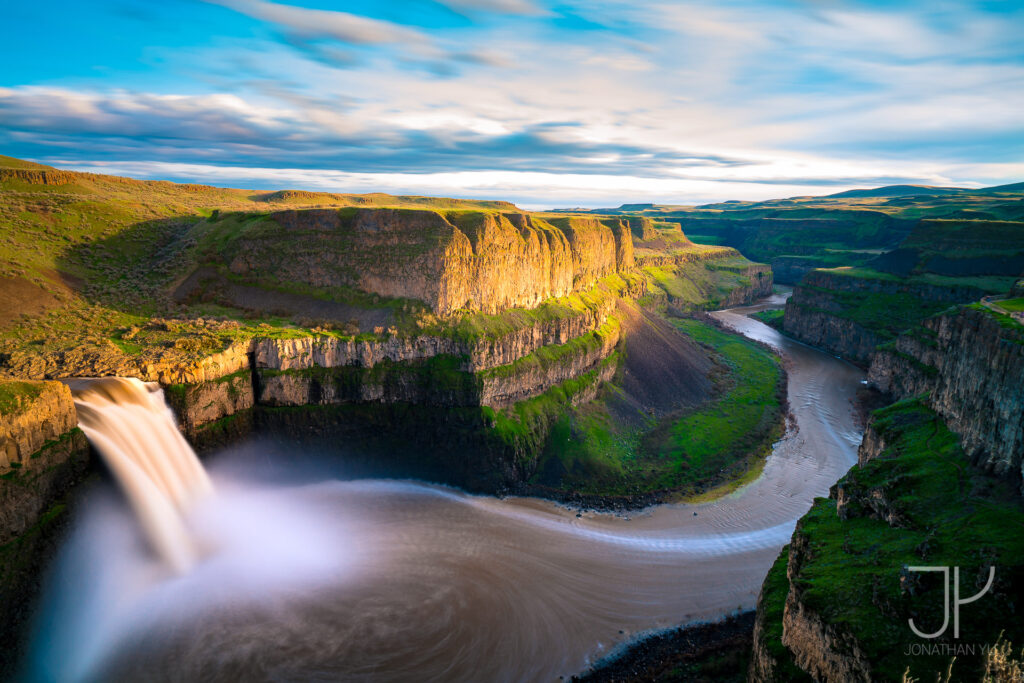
top-left (27, 293), bottom-right (864, 682)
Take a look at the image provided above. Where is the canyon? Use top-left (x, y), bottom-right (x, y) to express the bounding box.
top-left (3, 157), bottom-right (1023, 681)
top-left (0, 160), bottom-right (782, 676)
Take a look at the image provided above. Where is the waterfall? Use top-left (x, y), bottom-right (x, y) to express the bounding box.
top-left (68, 377), bottom-right (213, 573)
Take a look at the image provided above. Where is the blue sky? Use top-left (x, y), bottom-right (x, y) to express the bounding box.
top-left (2, 0), bottom-right (1023, 208)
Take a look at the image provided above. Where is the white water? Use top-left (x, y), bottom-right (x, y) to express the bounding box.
top-left (66, 378), bottom-right (212, 573)
top-left (28, 298), bottom-right (865, 682)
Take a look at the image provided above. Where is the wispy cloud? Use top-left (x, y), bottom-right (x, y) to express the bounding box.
top-left (1, 0), bottom-right (1022, 205)
top-left (206, 0), bottom-right (430, 46)
top-left (438, 0), bottom-right (546, 16)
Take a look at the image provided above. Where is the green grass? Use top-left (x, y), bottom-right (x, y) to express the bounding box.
top-left (643, 255), bottom-right (766, 311)
top-left (753, 547), bottom-right (814, 681)
top-left (645, 319), bottom-right (784, 494)
top-left (0, 381), bottom-right (44, 416)
top-left (774, 399), bottom-right (1024, 681)
top-left (794, 280), bottom-right (958, 341)
top-left (532, 318), bottom-right (784, 499)
top-left (969, 303), bottom-right (1024, 333)
top-left (752, 309), bottom-right (784, 326)
top-left (998, 297), bottom-right (1024, 312)
top-left (0, 155), bottom-right (53, 170)
top-left (481, 318), bottom-right (618, 381)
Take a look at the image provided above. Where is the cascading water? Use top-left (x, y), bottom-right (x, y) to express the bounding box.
top-left (28, 300), bottom-right (866, 681)
top-left (67, 377), bottom-right (213, 573)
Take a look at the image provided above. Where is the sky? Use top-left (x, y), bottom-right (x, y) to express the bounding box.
top-left (1, 0), bottom-right (1023, 209)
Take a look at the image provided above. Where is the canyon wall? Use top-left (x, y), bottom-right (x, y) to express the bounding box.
top-left (722, 264), bottom-right (774, 307)
top-left (0, 381), bottom-right (91, 675)
top-left (752, 305), bottom-right (1024, 681)
top-left (868, 305), bottom-right (1024, 481)
top-left (221, 209), bottom-right (635, 315)
top-left (782, 269), bottom-right (987, 365)
top-left (257, 319), bottom-right (620, 410)
top-left (0, 381), bottom-right (89, 543)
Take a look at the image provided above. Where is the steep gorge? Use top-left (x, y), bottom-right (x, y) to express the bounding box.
top-left (782, 268), bottom-right (991, 365)
top-left (750, 304), bottom-right (1024, 681)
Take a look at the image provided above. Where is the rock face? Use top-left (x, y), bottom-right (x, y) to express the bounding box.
top-left (4, 338), bottom-right (254, 387)
top-left (253, 288), bottom-right (617, 374)
top-left (783, 269), bottom-right (986, 365)
top-left (779, 522), bottom-right (874, 683)
top-left (0, 381), bottom-right (90, 540)
top-left (0, 381), bottom-right (78, 469)
top-left (751, 372), bottom-right (1024, 681)
top-left (722, 264), bottom-right (773, 307)
top-left (221, 209), bottom-right (635, 315)
top-left (0, 380), bottom-right (91, 679)
top-left (257, 320), bottom-right (621, 410)
top-left (868, 306), bottom-right (1024, 482)
top-left (163, 371), bottom-right (255, 438)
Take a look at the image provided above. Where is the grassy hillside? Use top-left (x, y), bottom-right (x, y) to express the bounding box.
top-left (760, 398), bottom-right (1024, 680)
top-left (0, 156), bottom-right (54, 171)
top-left (531, 315), bottom-right (784, 501)
top-left (0, 156), bottom-right (774, 379)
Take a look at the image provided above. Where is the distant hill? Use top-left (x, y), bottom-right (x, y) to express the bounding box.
top-left (978, 181), bottom-right (1024, 194)
top-left (826, 185), bottom-right (965, 199)
top-left (0, 155), bottom-right (55, 171)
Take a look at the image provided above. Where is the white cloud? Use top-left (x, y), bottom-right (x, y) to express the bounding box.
top-left (438, 0), bottom-right (546, 16)
top-left (48, 157), bottom-right (1024, 210)
top-left (205, 0), bottom-right (429, 46)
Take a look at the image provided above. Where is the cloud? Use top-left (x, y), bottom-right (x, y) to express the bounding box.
top-left (46, 158), bottom-right (1024, 210)
top-left (3, 0), bottom-right (1024, 207)
top-left (0, 86), bottom-right (751, 177)
top-left (437, 0), bottom-right (546, 16)
top-left (202, 0), bottom-right (507, 69)
top-left (205, 0), bottom-right (429, 46)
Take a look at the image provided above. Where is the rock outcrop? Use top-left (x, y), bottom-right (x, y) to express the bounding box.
top-left (0, 381), bottom-right (78, 470)
top-left (253, 287), bottom-right (618, 374)
top-left (783, 268), bottom-right (986, 365)
top-left (163, 371), bottom-right (255, 438)
top-left (0, 380), bottom-right (91, 679)
top-left (751, 398), bottom-right (1024, 682)
top-left (721, 264), bottom-right (773, 307)
top-left (868, 305), bottom-right (1024, 482)
top-left (256, 319), bottom-right (621, 410)
top-left (779, 519), bottom-right (874, 683)
top-left (0, 380), bottom-right (90, 539)
top-left (219, 209), bottom-right (635, 315)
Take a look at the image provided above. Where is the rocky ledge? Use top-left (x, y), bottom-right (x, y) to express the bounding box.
top-left (868, 304), bottom-right (1024, 484)
top-left (750, 399), bottom-right (1024, 682)
top-left (782, 268), bottom-right (987, 366)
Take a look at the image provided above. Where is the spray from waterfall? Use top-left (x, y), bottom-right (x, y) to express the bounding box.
top-left (67, 377), bottom-right (213, 573)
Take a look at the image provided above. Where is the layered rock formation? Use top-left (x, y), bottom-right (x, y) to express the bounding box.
top-left (0, 381), bottom-right (91, 676)
top-left (0, 381), bottom-right (89, 543)
top-left (257, 319), bottom-right (620, 410)
top-left (721, 264), bottom-right (773, 306)
top-left (868, 305), bottom-right (1024, 482)
top-left (751, 327), bottom-right (1024, 681)
top-left (783, 268), bottom-right (986, 365)
top-left (218, 209), bottom-right (635, 315)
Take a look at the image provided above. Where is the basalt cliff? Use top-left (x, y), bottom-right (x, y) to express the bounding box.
top-left (209, 209), bottom-right (634, 316)
top-left (781, 268), bottom-right (990, 366)
top-left (750, 304), bottom-right (1024, 681)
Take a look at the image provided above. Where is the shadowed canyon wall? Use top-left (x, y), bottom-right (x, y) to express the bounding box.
top-left (782, 269), bottom-right (989, 366)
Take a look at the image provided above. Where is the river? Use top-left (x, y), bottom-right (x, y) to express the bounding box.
top-left (26, 293), bottom-right (865, 682)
